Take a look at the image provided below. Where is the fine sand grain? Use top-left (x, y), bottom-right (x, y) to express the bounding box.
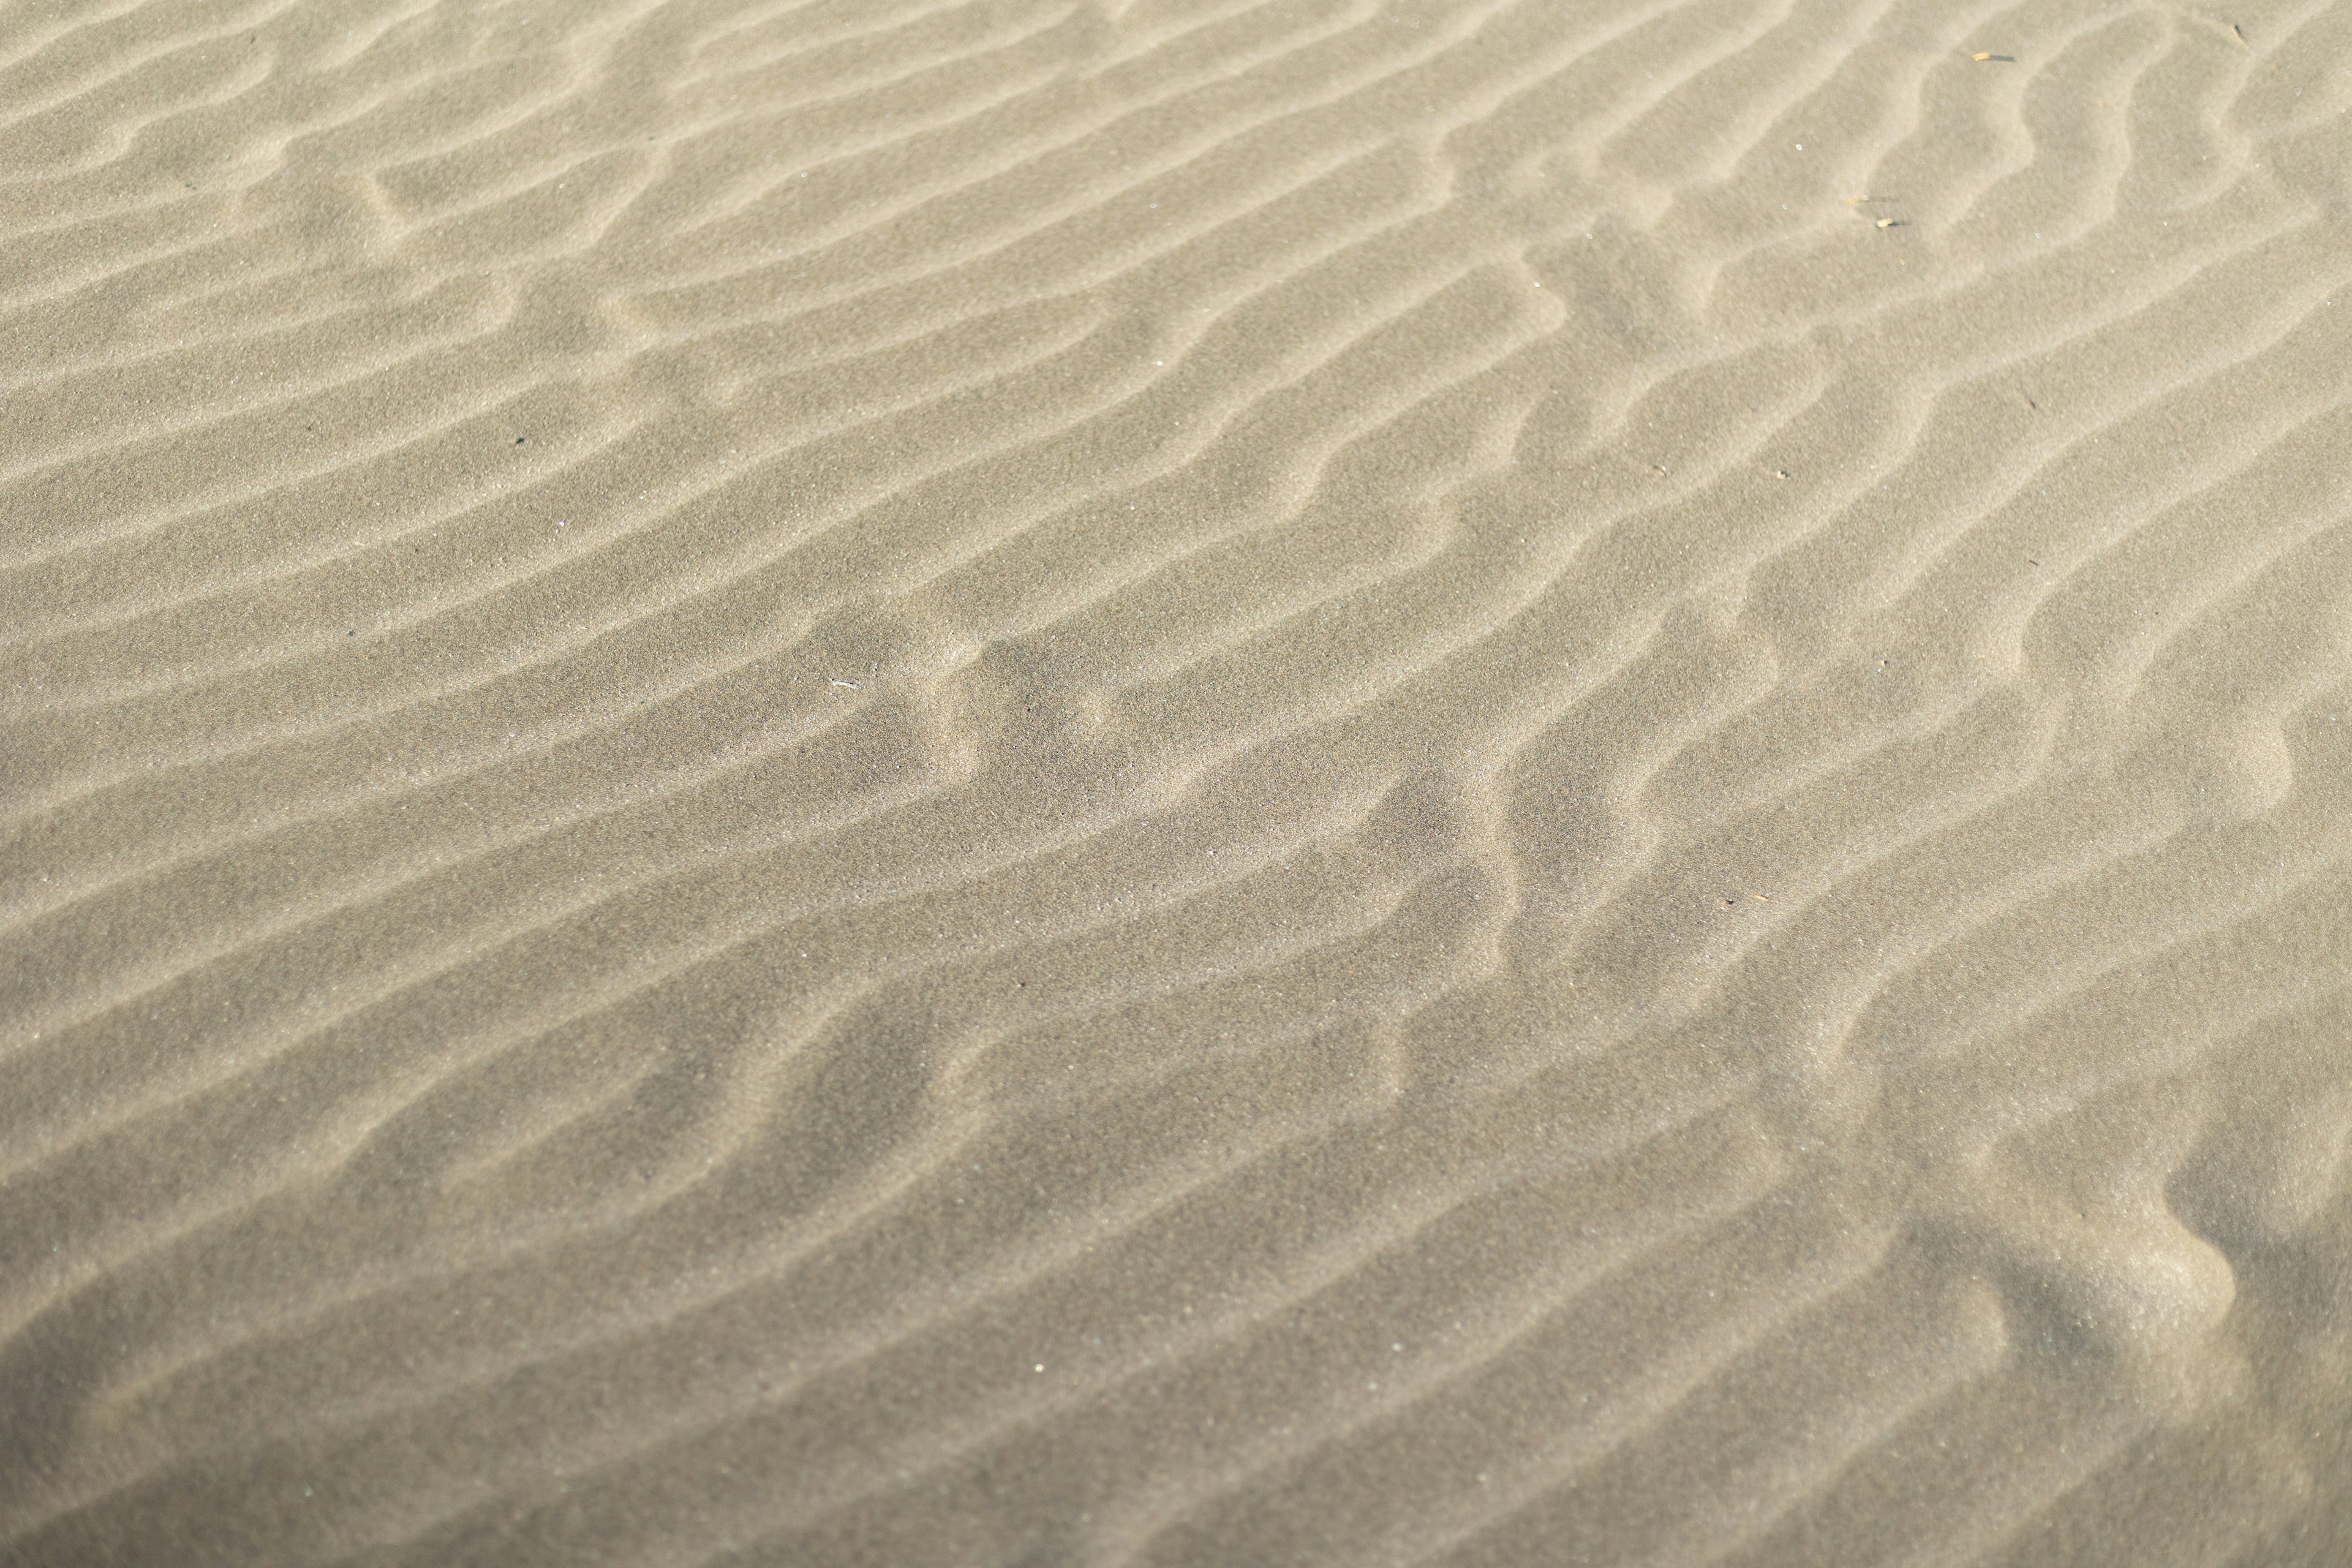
top-left (5, 0), bottom-right (2352, 1563)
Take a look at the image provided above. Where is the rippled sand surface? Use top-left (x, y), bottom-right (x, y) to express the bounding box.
top-left (5, 1), bottom-right (2351, 1563)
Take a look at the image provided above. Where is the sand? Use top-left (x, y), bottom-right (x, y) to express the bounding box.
top-left (3, 0), bottom-right (2350, 1562)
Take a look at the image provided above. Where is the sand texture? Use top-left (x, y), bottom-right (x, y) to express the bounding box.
top-left (4, 0), bottom-right (2352, 1562)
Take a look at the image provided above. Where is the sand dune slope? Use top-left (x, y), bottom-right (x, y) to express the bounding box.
top-left (5, 0), bottom-right (2352, 1562)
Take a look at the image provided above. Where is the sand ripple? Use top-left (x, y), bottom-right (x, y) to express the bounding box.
top-left (4, 0), bottom-right (2351, 1562)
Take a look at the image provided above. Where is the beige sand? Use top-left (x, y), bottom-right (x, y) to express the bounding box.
top-left (4, 0), bottom-right (2351, 1562)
